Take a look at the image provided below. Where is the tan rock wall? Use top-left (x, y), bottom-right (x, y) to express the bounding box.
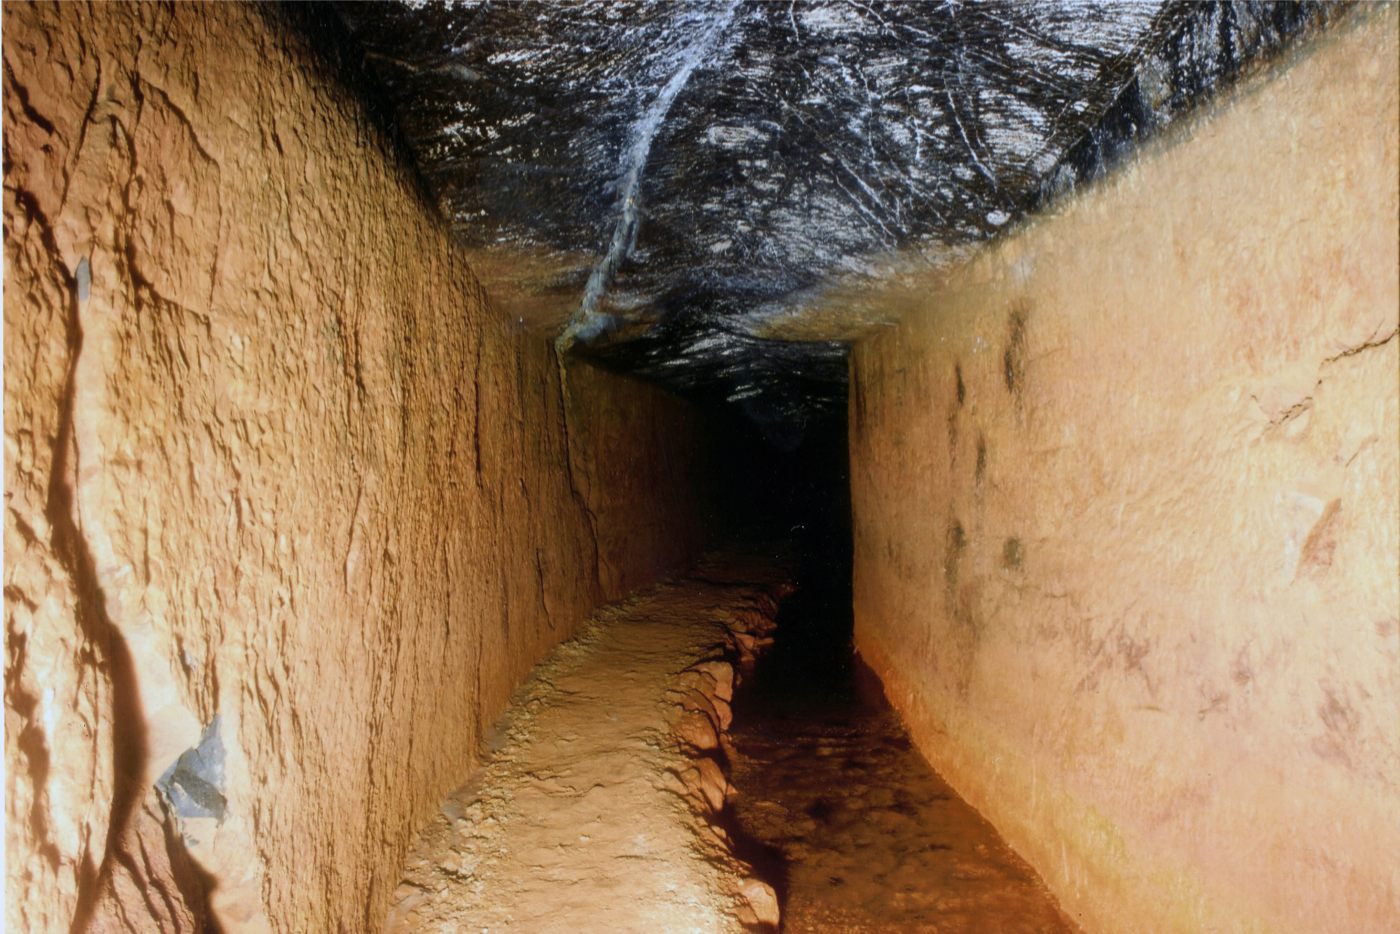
top-left (850, 12), bottom-right (1399, 932)
top-left (564, 362), bottom-right (725, 599)
top-left (4, 3), bottom-right (717, 930)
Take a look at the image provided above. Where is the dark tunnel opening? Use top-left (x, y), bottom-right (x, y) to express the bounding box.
top-left (710, 408), bottom-right (1077, 930)
top-left (731, 405), bottom-right (855, 693)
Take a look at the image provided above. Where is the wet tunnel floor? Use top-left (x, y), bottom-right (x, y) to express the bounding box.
top-left (385, 542), bottom-right (1073, 932)
top-left (728, 557), bottom-right (1075, 932)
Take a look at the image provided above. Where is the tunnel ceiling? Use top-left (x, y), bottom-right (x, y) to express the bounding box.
top-left (330, 1), bottom-right (1331, 423)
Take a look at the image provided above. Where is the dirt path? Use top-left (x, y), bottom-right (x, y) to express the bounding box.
top-left (384, 542), bottom-right (1070, 932)
top-left (384, 550), bottom-right (793, 932)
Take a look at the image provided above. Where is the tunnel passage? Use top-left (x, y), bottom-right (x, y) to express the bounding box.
top-left (4, 2), bottom-right (1398, 933)
top-left (723, 417), bottom-right (1077, 930)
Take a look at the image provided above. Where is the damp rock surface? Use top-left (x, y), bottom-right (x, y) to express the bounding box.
top-left (385, 548), bottom-right (795, 932)
top-left (329, 1), bottom-right (1333, 423)
top-left (727, 533), bottom-right (1072, 932)
top-left (732, 678), bottom-right (1073, 933)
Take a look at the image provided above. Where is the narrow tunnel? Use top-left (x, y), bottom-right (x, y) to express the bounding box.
top-left (4, 2), bottom-right (1398, 932)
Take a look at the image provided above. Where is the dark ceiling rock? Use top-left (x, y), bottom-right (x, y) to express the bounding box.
top-left (1041, 1), bottom-right (1340, 204)
top-left (328, 0), bottom-right (1334, 425)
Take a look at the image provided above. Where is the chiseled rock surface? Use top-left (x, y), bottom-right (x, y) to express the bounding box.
top-left (4, 3), bottom-right (721, 930)
top-left (386, 550), bottom-right (793, 932)
top-left (849, 12), bottom-right (1399, 932)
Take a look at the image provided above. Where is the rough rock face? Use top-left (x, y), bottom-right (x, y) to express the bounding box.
top-left (849, 11), bottom-right (1399, 932)
top-left (561, 363), bottom-right (728, 599)
top-left (331, 0), bottom-right (1173, 422)
top-left (4, 3), bottom-right (725, 930)
top-left (331, 1), bottom-right (1334, 424)
top-left (1039, 0), bottom-right (1340, 203)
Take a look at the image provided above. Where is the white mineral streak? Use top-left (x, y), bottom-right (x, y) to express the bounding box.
top-left (561, 2), bottom-right (739, 348)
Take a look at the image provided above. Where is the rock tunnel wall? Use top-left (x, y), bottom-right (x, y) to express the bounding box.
top-left (561, 362), bottom-right (725, 599)
top-left (849, 11), bottom-right (1398, 933)
top-left (3, 3), bottom-right (723, 930)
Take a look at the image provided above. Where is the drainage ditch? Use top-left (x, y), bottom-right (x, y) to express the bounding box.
top-left (728, 530), bottom-right (1075, 932)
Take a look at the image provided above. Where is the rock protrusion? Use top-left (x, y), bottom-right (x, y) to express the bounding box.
top-left (664, 577), bottom-right (792, 931)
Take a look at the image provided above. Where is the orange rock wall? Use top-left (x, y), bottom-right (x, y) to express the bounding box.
top-left (4, 3), bottom-right (718, 930)
top-left (850, 12), bottom-right (1399, 932)
top-left (564, 363), bottom-right (725, 599)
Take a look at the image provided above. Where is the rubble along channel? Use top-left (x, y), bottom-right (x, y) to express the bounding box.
top-left (384, 548), bottom-right (795, 932)
top-left (727, 549), bottom-right (1076, 932)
